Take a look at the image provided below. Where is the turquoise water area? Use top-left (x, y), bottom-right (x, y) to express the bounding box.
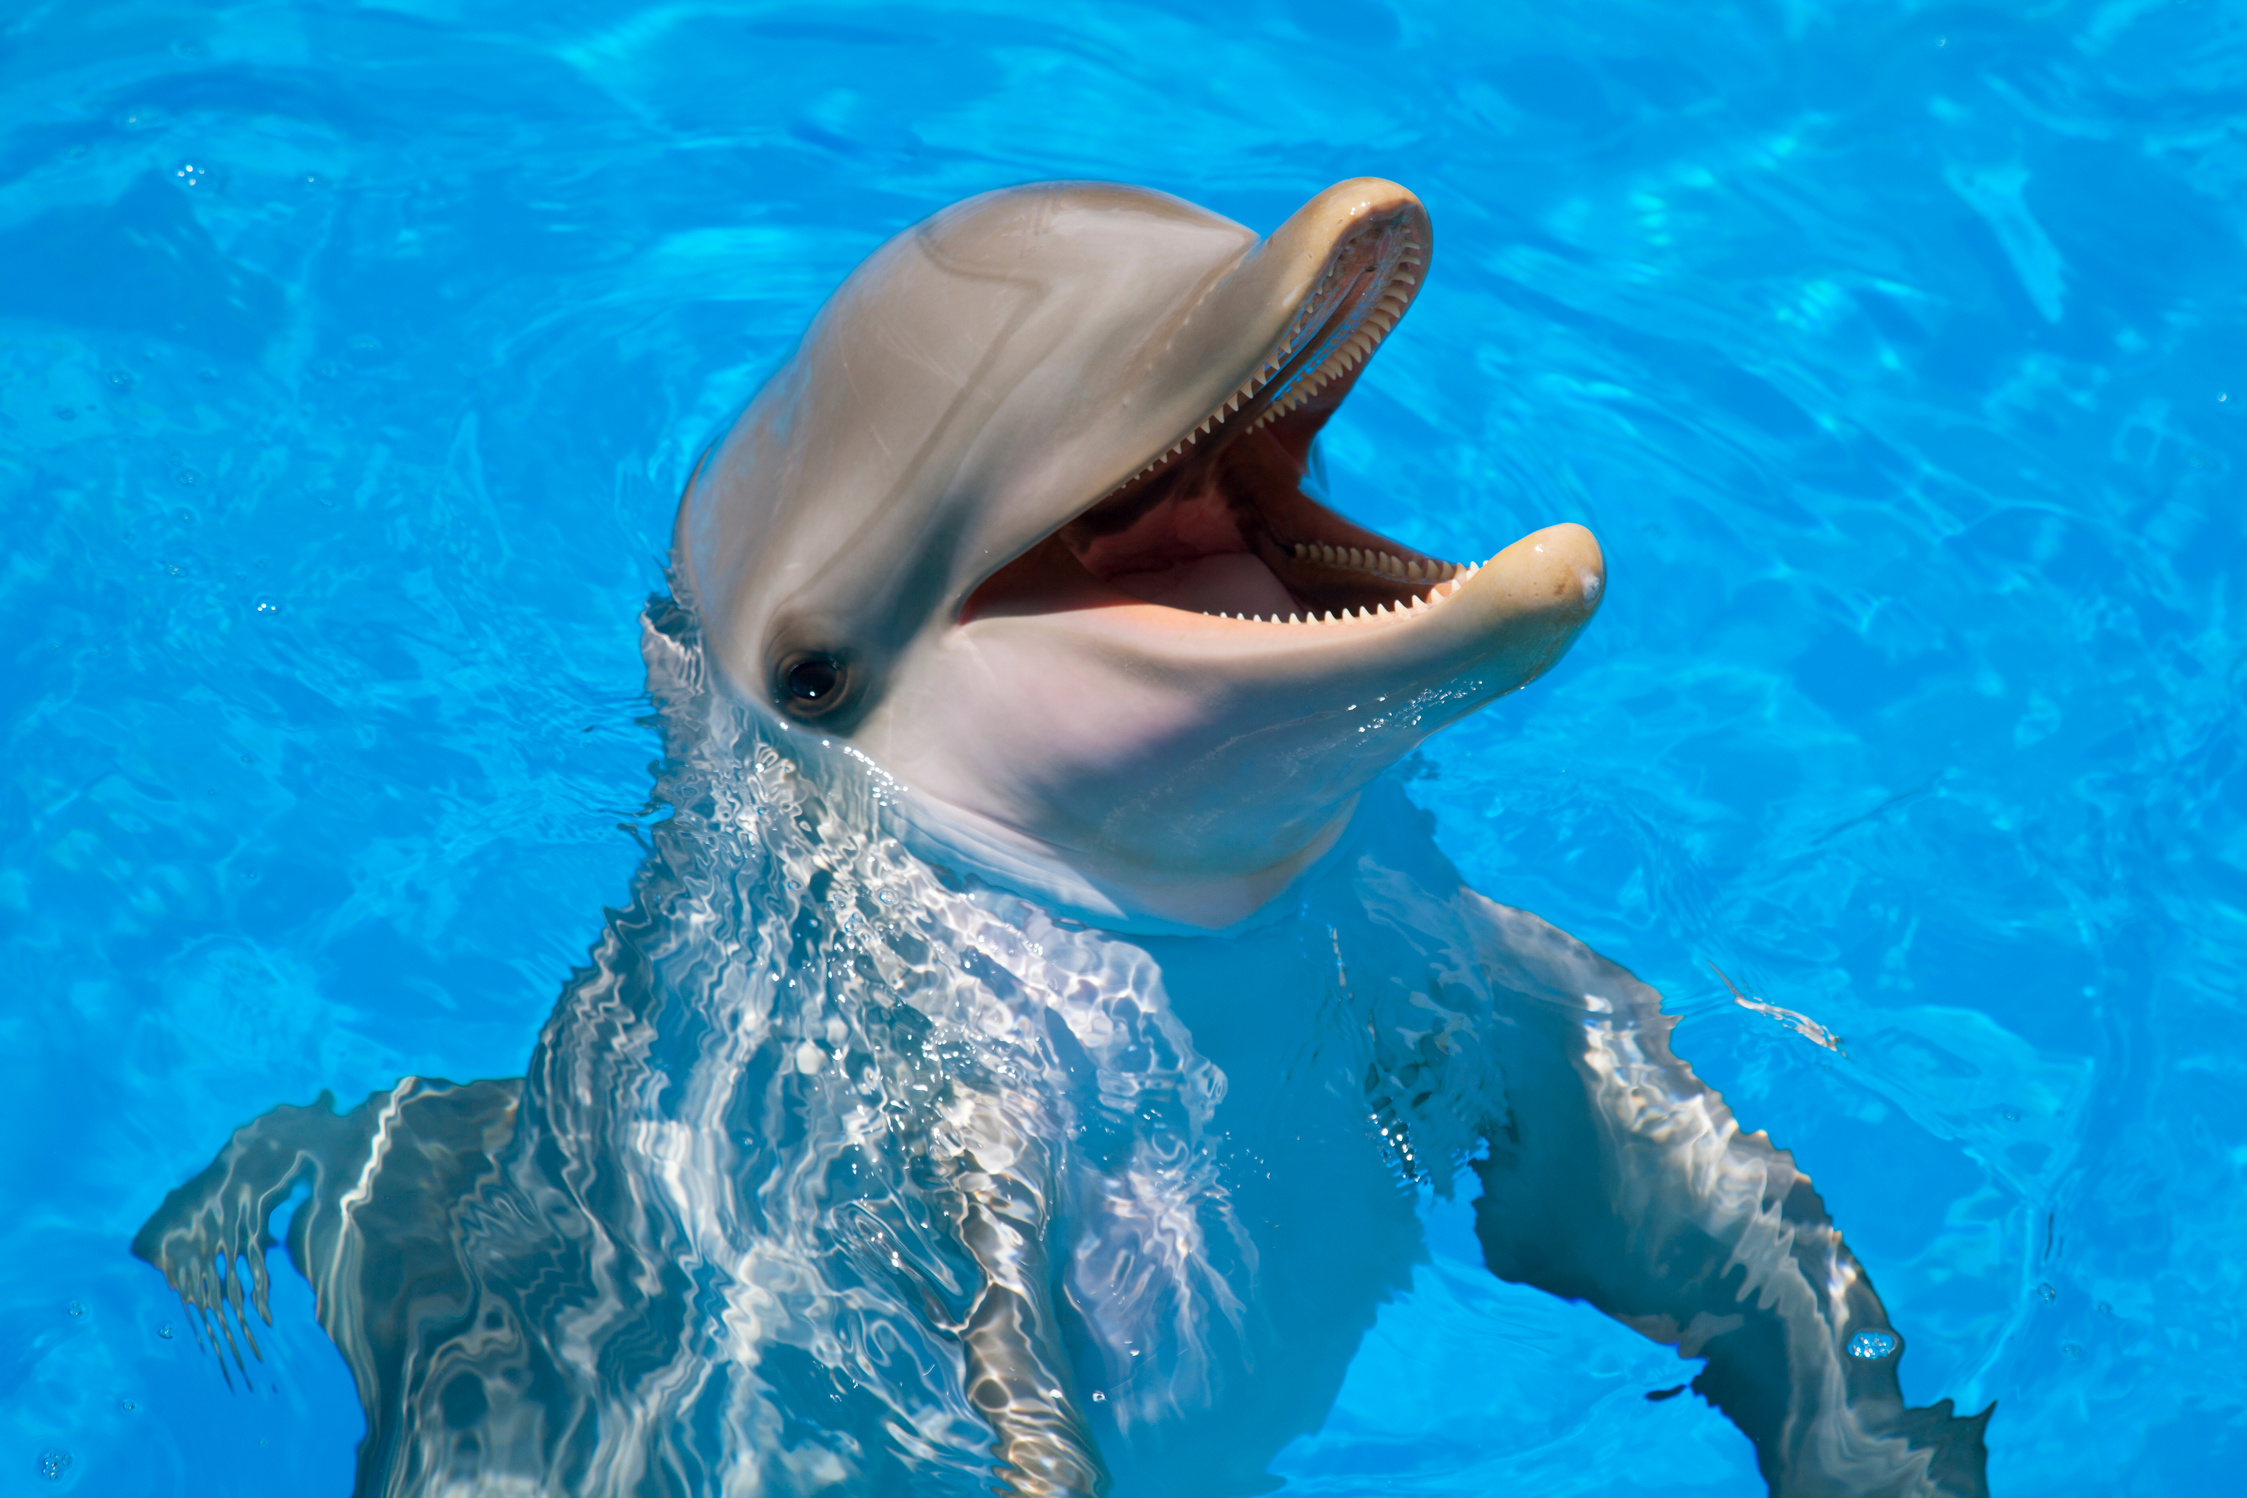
top-left (2, 1), bottom-right (2242, 1492)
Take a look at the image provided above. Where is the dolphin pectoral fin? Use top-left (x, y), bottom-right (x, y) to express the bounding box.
top-left (943, 1107), bottom-right (1110, 1498)
top-left (132, 1076), bottom-right (524, 1428)
top-left (131, 1088), bottom-right (380, 1386)
top-left (1456, 893), bottom-right (1992, 1498)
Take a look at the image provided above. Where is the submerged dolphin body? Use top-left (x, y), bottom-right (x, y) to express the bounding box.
top-left (137, 181), bottom-right (1992, 1498)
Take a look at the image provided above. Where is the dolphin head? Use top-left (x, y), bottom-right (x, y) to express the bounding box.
top-left (676, 178), bottom-right (1605, 926)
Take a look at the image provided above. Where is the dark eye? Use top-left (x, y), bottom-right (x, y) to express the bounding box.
top-left (784, 656), bottom-right (840, 702)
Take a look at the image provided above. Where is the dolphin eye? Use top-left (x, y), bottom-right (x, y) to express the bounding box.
top-left (783, 655), bottom-right (841, 703)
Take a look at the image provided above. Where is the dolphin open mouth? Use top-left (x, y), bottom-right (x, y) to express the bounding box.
top-left (964, 206), bottom-right (1484, 631)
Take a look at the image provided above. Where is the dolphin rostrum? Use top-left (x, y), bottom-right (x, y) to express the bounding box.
top-left (136, 179), bottom-right (1992, 1498)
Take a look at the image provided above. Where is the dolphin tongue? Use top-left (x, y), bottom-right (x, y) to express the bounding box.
top-left (1108, 553), bottom-right (1297, 616)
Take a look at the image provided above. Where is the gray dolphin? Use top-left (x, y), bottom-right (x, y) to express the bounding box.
top-left (137, 179), bottom-right (1991, 1498)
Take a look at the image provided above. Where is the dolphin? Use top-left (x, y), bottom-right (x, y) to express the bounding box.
top-left (136, 178), bottom-right (1992, 1498)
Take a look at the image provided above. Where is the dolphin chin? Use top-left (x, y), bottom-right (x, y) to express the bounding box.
top-left (679, 177), bottom-right (1606, 924)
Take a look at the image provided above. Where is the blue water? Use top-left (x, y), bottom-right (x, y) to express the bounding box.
top-left (2, 1), bottom-right (2241, 1492)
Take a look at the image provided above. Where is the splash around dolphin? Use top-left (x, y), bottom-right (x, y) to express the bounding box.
top-left (136, 179), bottom-right (1992, 1497)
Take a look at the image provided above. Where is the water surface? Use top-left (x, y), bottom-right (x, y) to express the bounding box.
top-left (2, 2), bottom-right (2242, 1492)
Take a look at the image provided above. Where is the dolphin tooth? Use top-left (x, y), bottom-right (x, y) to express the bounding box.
top-left (1407, 560), bottom-right (1423, 580)
top-left (1288, 612), bottom-right (1302, 625)
top-left (1347, 547), bottom-right (1364, 567)
top-left (1293, 542), bottom-right (1307, 558)
top-left (1323, 610), bottom-right (1338, 623)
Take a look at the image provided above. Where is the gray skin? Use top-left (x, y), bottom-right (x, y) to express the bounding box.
top-left (136, 179), bottom-right (1991, 1497)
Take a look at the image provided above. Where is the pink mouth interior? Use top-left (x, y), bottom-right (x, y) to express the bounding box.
top-left (964, 399), bottom-right (1464, 626)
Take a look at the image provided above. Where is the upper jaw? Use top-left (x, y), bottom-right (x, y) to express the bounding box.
top-left (955, 170), bottom-right (1604, 688)
top-left (952, 179), bottom-right (1437, 621)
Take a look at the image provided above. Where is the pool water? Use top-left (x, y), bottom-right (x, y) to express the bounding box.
top-left (2, 1), bottom-right (2241, 1493)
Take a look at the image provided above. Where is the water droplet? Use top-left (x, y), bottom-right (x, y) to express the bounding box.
top-left (107, 369), bottom-right (134, 390)
top-left (1091, 1390), bottom-right (1105, 1402)
top-left (2096, 1301), bottom-right (2113, 1316)
top-left (121, 1398), bottom-right (136, 1411)
top-left (66, 1300), bottom-right (84, 1317)
top-left (254, 599), bottom-right (281, 617)
top-left (157, 1322), bottom-right (174, 1339)
top-left (1846, 1328), bottom-right (1899, 1360)
top-left (312, 359), bottom-right (339, 379)
top-left (239, 753), bottom-right (254, 765)
top-left (173, 468), bottom-right (201, 487)
top-left (53, 406), bottom-right (77, 422)
top-left (2037, 1282), bottom-right (2057, 1303)
top-left (2061, 1342), bottom-right (2083, 1359)
top-left (347, 334), bottom-right (383, 356)
top-left (2000, 1107), bottom-right (2019, 1122)
top-left (37, 1450), bottom-right (71, 1480)
top-left (175, 162), bottom-right (205, 187)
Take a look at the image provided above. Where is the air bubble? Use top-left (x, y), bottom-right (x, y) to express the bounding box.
top-left (2061, 1342), bottom-right (2083, 1359)
top-left (1845, 1328), bottom-right (1898, 1360)
top-left (158, 1322), bottom-right (174, 1339)
top-left (66, 1300), bottom-right (84, 1317)
top-left (37, 1450), bottom-right (71, 1480)
top-left (2037, 1282), bottom-right (2057, 1303)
